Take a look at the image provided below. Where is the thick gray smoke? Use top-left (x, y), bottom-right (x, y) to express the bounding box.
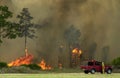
top-left (0, 0), bottom-right (120, 67)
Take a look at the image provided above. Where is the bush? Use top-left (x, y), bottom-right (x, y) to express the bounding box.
top-left (0, 62), bottom-right (8, 69)
top-left (112, 57), bottom-right (120, 65)
top-left (112, 57), bottom-right (120, 69)
top-left (21, 64), bottom-right (41, 70)
top-left (0, 66), bottom-right (39, 73)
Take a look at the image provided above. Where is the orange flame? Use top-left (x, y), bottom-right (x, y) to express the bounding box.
top-left (8, 49), bottom-right (52, 70)
top-left (72, 48), bottom-right (82, 55)
top-left (71, 48), bottom-right (83, 66)
top-left (8, 49), bottom-right (33, 67)
top-left (38, 59), bottom-right (52, 70)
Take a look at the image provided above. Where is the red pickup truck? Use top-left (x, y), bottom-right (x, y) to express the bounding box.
top-left (80, 60), bottom-right (112, 74)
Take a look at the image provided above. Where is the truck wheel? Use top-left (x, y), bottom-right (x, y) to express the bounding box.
top-left (91, 69), bottom-right (96, 74)
top-left (84, 70), bottom-right (89, 74)
top-left (106, 69), bottom-right (112, 74)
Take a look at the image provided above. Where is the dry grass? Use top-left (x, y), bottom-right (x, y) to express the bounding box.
top-left (0, 73), bottom-right (120, 78)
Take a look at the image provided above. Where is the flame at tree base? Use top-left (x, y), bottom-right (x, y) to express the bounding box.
top-left (8, 49), bottom-right (33, 67)
top-left (8, 49), bottom-right (52, 70)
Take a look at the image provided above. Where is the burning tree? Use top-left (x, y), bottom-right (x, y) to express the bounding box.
top-left (72, 48), bottom-right (82, 66)
top-left (8, 8), bottom-right (39, 67)
top-left (17, 8), bottom-right (37, 52)
top-left (64, 25), bottom-right (81, 67)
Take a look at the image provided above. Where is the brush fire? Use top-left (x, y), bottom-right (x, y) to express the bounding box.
top-left (8, 49), bottom-right (33, 67)
top-left (38, 59), bottom-right (52, 70)
top-left (8, 48), bottom-right (52, 70)
top-left (7, 48), bottom-right (82, 70)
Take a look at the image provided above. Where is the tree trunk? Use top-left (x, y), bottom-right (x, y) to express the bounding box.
top-left (68, 43), bottom-right (72, 68)
top-left (25, 35), bottom-right (28, 57)
top-left (25, 35), bottom-right (27, 49)
top-left (0, 23), bottom-right (2, 45)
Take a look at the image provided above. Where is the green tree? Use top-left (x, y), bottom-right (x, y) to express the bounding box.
top-left (0, 5), bottom-right (12, 44)
top-left (112, 57), bottom-right (120, 66)
top-left (64, 25), bottom-right (81, 67)
top-left (17, 8), bottom-right (37, 50)
top-left (4, 23), bottom-right (20, 39)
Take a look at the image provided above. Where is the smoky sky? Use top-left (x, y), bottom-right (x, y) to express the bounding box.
top-left (0, 0), bottom-right (120, 66)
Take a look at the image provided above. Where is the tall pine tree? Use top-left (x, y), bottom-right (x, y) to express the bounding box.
top-left (17, 8), bottom-right (37, 51)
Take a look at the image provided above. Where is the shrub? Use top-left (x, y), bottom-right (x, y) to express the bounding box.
top-left (112, 57), bottom-right (120, 69)
top-left (0, 66), bottom-right (38, 73)
top-left (0, 62), bottom-right (8, 69)
top-left (21, 64), bottom-right (41, 70)
top-left (112, 57), bottom-right (120, 65)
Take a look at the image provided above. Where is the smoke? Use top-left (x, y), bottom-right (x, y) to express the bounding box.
top-left (0, 0), bottom-right (120, 66)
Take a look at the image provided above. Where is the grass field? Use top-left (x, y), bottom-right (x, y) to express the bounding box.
top-left (0, 73), bottom-right (120, 78)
